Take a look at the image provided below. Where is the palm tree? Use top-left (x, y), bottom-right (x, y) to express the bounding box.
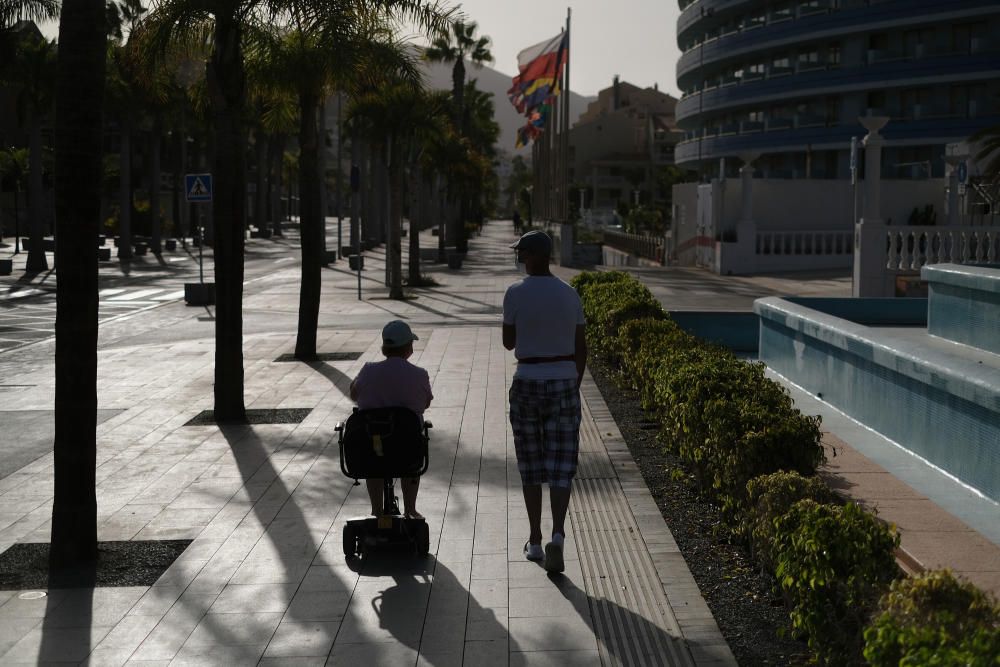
top-left (144, 0), bottom-right (270, 422)
top-left (0, 0), bottom-right (59, 25)
top-left (145, 0), bottom-right (456, 419)
top-left (406, 89), bottom-right (448, 284)
top-left (349, 81), bottom-right (445, 299)
top-left (49, 0), bottom-right (107, 573)
top-left (256, 1), bottom-right (452, 356)
top-left (9, 31), bottom-right (56, 271)
top-left (423, 20), bottom-right (491, 125)
top-left (0, 0), bottom-right (59, 58)
top-left (0, 146), bottom-right (29, 252)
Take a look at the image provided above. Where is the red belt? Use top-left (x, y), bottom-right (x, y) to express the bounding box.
top-left (517, 355), bottom-right (576, 364)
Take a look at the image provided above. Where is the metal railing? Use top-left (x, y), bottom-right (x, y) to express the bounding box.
top-left (602, 229), bottom-right (664, 263)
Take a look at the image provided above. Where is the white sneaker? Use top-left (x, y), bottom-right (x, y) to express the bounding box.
top-left (544, 533), bottom-right (565, 573)
top-left (524, 541), bottom-right (544, 561)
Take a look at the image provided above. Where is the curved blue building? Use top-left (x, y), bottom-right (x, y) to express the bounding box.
top-left (674, 0), bottom-right (1000, 179)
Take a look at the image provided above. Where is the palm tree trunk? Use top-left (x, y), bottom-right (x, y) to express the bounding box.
top-left (26, 117), bottom-right (48, 271)
top-left (149, 115), bottom-right (162, 254)
top-left (294, 89), bottom-right (322, 360)
top-left (268, 134), bottom-right (284, 236)
top-left (254, 130), bottom-right (266, 231)
top-left (117, 114), bottom-right (132, 260)
top-left (50, 0), bottom-right (105, 572)
top-left (350, 131), bottom-right (360, 249)
top-left (208, 18), bottom-right (247, 423)
top-left (388, 142), bottom-right (403, 299)
top-left (451, 59), bottom-right (465, 126)
top-left (436, 174), bottom-right (446, 263)
top-left (361, 144), bottom-right (373, 246)
top-left (317, 98), bottom-right (328, 259)
top-left (177, 118), bottom-right (188, 241)
top-left (408, 164), bottom-right (422, 284)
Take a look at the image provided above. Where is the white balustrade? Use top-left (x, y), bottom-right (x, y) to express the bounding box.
top-left (755, 230), bottom-right (852, 256)
top-left (885, 227), bottom-right (1000, 270)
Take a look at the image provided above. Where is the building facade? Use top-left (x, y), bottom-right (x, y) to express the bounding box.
top-left (674, 0), bottom-right (1000, 180)
top-left (569, 78), bottom-right (683, 213)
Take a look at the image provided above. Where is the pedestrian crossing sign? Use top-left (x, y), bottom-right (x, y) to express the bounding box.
top-left (185, 173), bottom-right (213, 202)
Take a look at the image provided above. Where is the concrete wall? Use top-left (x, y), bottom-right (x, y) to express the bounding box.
top-left (672, 177), bottom-right (948, 272)
top-left (670, 182), bottom-right (701, 266)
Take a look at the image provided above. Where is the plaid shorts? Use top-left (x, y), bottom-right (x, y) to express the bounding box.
top-left (509, 378), bottom-right (582, 488)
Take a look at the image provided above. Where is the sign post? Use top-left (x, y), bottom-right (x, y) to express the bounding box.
top-left (184, 173), bottom-right (214, 305)
top-left (850, 136), bottom-right (859, 227)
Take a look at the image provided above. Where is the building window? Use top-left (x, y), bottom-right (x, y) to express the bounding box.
top-left (771, 54), bottom-right (793, 76)
top-left (825, 97), bottom-right (840, 125)
top-left (868, 33), bottom-right (889, 63)
top-left (951, 84), bottom-right (988, 118)
top-left (799, 0), bottom-right (829, 16)
top-left (744, 62), bottom-right (766, 81)
top-left (743, 11), bottom-right (766, 29)
top-left (827, 43), bottom-right (841, 67)
top-left (952, 22), bottom-right (987, 54)
top-left (901, 88), bottom-right (930, 119)
top-left (903, 28), bottom-right (934, 59)
top-left (866, 91), bottom-right (886, 116)
top-left (771, 1), bottom-right (793, 22)
top-left (798, 49), bottom-right (821, 71)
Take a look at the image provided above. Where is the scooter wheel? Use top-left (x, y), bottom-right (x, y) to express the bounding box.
top-left (343, 524), bottom-right (358, 558)
top-left (416, 521), bottom-right (430, 557)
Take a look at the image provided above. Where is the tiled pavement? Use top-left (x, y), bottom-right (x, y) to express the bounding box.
top-left (0, 222), bottom-right (736, 665)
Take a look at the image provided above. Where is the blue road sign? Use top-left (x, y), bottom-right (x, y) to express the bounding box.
top-left (957, 161), bottom-right (968, 185)
top-left (185, 173), bottom-right (213, 202)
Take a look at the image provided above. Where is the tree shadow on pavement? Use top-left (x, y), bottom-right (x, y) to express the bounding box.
top-left (305, 360), bottom-right (352, 398)
top-left (346, 553), bottom-right (515, 664)
top-left (547, 570), bottom-right (697, 666)
top-left (36, 567), bottom-right (96, 663)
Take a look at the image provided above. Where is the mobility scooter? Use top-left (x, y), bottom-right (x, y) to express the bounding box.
top-left (336, 407), bottom-right (431, 558)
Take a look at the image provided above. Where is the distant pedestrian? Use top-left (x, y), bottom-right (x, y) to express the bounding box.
top-left (350, 320), bottom-right (434, 519)
top-left (502, 230), bottom-right (587, 573)
top-left (512, 210), bottom-right (522, 233)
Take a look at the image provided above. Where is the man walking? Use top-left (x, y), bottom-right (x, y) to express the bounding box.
top-left (502, 230), bottom-right (587, 573)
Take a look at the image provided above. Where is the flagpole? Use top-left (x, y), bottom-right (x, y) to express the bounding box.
top-left (563, 8), bottom-right (571, 223)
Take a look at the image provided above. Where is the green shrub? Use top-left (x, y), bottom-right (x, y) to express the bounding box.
top-left (651, 354), bottom-right (825, 512)
top-left (578, 278), bottom-right (662, 361)
top-left (570, 269), bottom-right (629, 296)
top-left (863, 569), bottom-right (1000, 666)
top-left (774, 500), bottom-right (901, 666)
top-left (618, 317), bottom-right (696, 407)
top-left (743, 471), bottom-right (838, 570)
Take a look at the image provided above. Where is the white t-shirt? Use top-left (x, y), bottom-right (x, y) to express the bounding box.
top-left (503, 275), bottom-right (585, 380)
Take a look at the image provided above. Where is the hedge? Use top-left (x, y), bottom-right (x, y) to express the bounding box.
top-left (571, 270), bottom-right (824, 516)
top-left (571, 269), bottom-right (995, 665)
top-left (774, 500), bottom-right (901, 665)
top-left (864, 569), bottom-right (1000, 666)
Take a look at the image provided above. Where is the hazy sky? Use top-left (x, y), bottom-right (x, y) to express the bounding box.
top-left (40, 1), bottom-right (683, 98)
top-left (440, 1), bottom-right (683, 97)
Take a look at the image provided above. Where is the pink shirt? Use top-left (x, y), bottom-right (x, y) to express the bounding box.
top-left (351, 358), bottom-right (434, 416)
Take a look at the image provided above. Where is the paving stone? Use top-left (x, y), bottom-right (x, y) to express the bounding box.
top-left (262, 620), bottom-right (338, 657)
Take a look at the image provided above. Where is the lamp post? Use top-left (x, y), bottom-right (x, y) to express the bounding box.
top-left (853, 116), bottom-right (890, 297)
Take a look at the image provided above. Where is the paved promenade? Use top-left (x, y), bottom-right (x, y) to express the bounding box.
top-left (0, 222), bottom-right (735, 665)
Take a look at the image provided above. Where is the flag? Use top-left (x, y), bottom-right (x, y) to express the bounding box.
top-left (508, 31), bottom-right (568, 144)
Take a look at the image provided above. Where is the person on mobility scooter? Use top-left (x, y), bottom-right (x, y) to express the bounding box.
top-left (337, 320), bottom-right (434, 558)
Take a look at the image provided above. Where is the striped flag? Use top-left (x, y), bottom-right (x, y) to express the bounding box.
top-left (508, 31), bottom-right (568, 145)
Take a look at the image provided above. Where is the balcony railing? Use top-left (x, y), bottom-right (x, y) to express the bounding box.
top-left (757, 230), bottom-right (853, 256)
top-left (603, 230), bottom-right (665, 263)
top-left (886, 226), bottom-right (1000, 270)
